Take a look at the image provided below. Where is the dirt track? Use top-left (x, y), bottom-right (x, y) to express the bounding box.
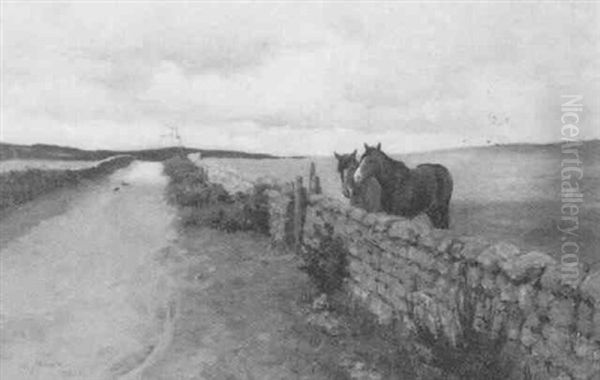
top-left (1, 162), bottom-right (178, 379)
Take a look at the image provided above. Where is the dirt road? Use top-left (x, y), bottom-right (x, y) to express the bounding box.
top-left (0, 162), bottom-right (178, 380)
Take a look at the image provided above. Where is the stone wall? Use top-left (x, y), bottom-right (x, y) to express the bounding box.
top-left (187, 160), bottom-right (600, 380)
top-left (0, 155), bottom-right (135, 212)
top-left (302, 194), bottom-right (600, 380)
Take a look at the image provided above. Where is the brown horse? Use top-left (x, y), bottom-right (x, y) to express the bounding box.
top-left (334, 150), bottom-right (382, 213)
top-left (353, 143), bottom-right (453, 229)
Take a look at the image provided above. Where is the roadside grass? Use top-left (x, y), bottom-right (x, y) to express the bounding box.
top-left (0, 155), bottom-right (134, 213)
top-left (163, 155), bottom-right (273, 234)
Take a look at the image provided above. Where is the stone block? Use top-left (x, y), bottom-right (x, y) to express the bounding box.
top-left (368, 295), bottom-right (394, 324)
top-left (497, 274), bottom-right (518, 302)
top-left (536, 290), bottom-right (555, 311)
top-left (362, 212), bottom-right (379, 227)
top-left (347, 280), bottom-right (370, 302)
top-left (576, 301), bottom-right (594, 337)
top-left (406, 246), bottom-right (436, 269)
top-left (465, 264), bottom-right (482, 288)
top-left (542, 324), bottom-right (573, 357)
top-left (476, 241), bottom-right (520, 271)
top-left (580, 271), bottom-right (600, 306)
top-left (437, 235), bottom-right (458, 255)
top-left (372, 213), bottom-right (397, 233)
top-left (517, 284), bottom-right (537, 314)
top-left (411, 214), bottom-right (433, 240)
top-left (573, 336), bottom-right (597, 360)
top-left (308, 193), bottom-right (327, 204)
top-left (388, 219), bottom-right (417, 243)
top-left (549, 298), bottom-right (576, 328)
top-left (452, 236), bottom-right (490, 261)
top-left (501, 251), bottom-right (557, 282)
top-left (521, 314), bottom-right (542, 347)
top-left (541, 264), bottom-right (585, 295)
top-left (348, 206), bottom-right (367, 222)
top-left (481, 270), bottom-right (497, 292)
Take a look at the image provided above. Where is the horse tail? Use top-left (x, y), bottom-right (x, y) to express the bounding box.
top-left (434, 165), bottom-right (453, 229)
top-left (419, 164), bottom-right (453, 229)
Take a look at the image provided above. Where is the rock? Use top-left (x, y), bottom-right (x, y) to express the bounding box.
top-left (306, 311), bottom-right (341, 336)
top-left (548, 298), bottom-right (575, 328)
top-left (501, 251), bottom-right (556, 282)
top-left (348, 206), bottom-right (367, 222)
top-left (452, 236), bottom-right (490, 261)
top-left (437, 236), bottom-right (458, 255)
top-left (517, 284), bottom-right (537, 313)
top-left (542, 325), bottom-right (572, 358)
top-left (521, 314), bottom-right (541, 347)
top-left (411, 214), bottom-right (433, 239)
top-left (574, 336), bottom-right (596, 359)
top-left (405, 246), bottom-right (436, 268)
top-left (367, 295), bottom-right (393, 324)
top-left (466, 265), bottom-right (482, 288)
top-left (312, 293), bottom-right (329, 311)
top-left (362, 212), bottom-right (379, 226)
top-left (540, 264), bottom-right (584, 294)
top-left (576, 301), bottom-right (594, 337)
top-left (372, 213), bottom-right (397, 233)
top-left (580, 271), bottom-right (600, 305)
top-left (339, 356), bottom-right (383, 380)
top-left (388, 219), bottom-right (417, 243)
top-left (476, 242), bottom-right (520, 271)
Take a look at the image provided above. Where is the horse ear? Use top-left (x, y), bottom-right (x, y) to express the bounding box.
top-left (364, 143), bottom-right (369, 150)
top-left (376, 142), bottom-right (381, 150)
top-left (334, 152), bottom-right (340, 159)
top-left (351, 149), bottom-right (357, 158)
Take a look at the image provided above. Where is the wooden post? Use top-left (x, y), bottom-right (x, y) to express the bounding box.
top-left (308, 161), bottom-right (322, 195)
top-left (314, 175), bottom-right (322, 194)
top-left (308, 162), bottom-right (316, 194)
top-left (294, 176), bottom-right (303, 252)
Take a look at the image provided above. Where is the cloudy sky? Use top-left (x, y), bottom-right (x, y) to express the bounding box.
top-left (2, 1), bottom-right (598, 155)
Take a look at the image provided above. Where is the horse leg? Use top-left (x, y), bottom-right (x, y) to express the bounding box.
top-left (440, 205), bottom-right (450, 229)
top-left (426, 207), bottom-right (441, 229)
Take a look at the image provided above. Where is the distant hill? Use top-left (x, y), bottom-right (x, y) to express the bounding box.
top-left (0, 143), bottom-right (280, 161)
top-left (409, 139), bottom-right (600, 158)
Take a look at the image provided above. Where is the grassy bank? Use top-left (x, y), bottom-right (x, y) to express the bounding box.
top-left (0, 155), bottom-right (134, 213)
top-left (1, 142), bottom-right (279, 161)
top-left (162, 155), bottom-right (272, 233)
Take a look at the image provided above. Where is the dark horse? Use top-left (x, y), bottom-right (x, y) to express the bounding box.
top-left (353, 143), bottom-right (453, 229)
top-left (334, 150), bottom-right (382, 213)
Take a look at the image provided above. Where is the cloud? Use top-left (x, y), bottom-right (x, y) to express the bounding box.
top-left (2, 2), bottom-right (599, 155)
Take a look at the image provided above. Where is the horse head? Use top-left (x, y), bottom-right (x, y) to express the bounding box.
top-left (334, 150), bottom-right (358, 198)
top-left (354, 142), bottom-right (383, 184)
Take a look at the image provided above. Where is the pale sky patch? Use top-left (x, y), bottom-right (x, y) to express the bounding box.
top-left (2, 1), bottom-right (598, 155)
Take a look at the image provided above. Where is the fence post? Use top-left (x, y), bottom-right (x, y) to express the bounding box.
top-left (308, 162), bottom-right (316, 195)
top-left (294, 176), bottom-right (303, 253)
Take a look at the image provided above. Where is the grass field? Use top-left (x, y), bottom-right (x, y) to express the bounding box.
top-left (0, 159), bottom-right (105, 173)
top-left (203, 141), bottom-right (600, 270)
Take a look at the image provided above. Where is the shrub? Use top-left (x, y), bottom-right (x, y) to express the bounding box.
top-left (301, 224), bottom-right (349, 294)
top-left (0, 156), bottom-right (133, 213)
top-left (163, 155), bottom-right (272, 234)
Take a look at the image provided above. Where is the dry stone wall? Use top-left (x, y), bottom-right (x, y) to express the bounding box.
top-left (187, 160), bottom-right (600, 380)
top-left (302, 194), bottom-right (600, 380)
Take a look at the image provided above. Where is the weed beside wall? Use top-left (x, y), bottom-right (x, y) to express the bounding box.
top-left (163, 155), bottom-right (273, 234)
top-left (301, 223), bottom-right (349, 295)
top-left (0, 155), bottom-right (134, 213)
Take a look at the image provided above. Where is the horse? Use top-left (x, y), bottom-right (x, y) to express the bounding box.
top-left (334, 150), bottom-right (382, 213)
top-left (353, 143), bottom-right (453, 229)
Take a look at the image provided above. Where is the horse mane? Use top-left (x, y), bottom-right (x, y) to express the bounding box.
top-left (365, 148), bottom-right (410, 176)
